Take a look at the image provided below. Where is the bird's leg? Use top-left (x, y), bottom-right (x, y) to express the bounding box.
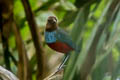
top-left (48, 54), bottom-right (70, 78)
top-left (57, 53), bottom-right (70, 72)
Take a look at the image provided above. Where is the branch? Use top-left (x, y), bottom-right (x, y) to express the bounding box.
top-left (21, 0), bottom-right (45, 79)
top-left (12, 22), bottom-right (32, 80)
top-left (0, 66), bottom-right (19, 80)
top-left (44, 69), bottom-right (63, 80)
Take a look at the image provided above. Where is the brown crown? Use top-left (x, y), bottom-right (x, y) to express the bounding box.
top-left (46, 16), bottom-right (58, 32)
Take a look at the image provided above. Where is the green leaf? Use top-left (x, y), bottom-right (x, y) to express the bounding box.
top-left (64, 0), bottom-right (113, 79)
top-left (111, 55), bottom-right (120, 80)
top-left (60, 1), bottom-right (77, 11)
top-left (64, 6), bottom-right (90, 80)
top-left (92, 4), bottom-right (120, 78)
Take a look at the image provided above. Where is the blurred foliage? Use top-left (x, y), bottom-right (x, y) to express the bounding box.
top-left (0, 0), bottom-right (120, 80)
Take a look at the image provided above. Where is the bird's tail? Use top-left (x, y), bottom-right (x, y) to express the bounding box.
top-left (75, 46), bottom-right (80, 54)
top-left (75, 41), bottom-right (82, 54)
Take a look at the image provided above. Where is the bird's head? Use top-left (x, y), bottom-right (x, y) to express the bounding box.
top-left (46, 16), bottom-right (58, 32)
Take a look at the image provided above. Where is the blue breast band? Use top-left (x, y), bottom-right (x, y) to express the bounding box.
top-left (45, 31), bottom-right (57, 43)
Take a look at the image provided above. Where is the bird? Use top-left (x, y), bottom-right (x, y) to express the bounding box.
top-left (45, 16), bottom-right (80, 72)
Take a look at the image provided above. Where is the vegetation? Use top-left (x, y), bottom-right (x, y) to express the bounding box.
top-left (0, 0), bottom-right (120, 80)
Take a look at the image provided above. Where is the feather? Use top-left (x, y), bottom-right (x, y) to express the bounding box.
top-left (55, 28), bottom-right (80, 53)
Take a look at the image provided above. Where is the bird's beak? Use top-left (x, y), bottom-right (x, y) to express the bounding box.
top-left (53, 19), bottom-right (57, 23)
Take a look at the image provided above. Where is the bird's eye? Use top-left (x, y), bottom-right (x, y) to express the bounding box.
top-left (48, 19), bottom-right (56, 23)
top-left (48, 19), bottom-right (51, 22)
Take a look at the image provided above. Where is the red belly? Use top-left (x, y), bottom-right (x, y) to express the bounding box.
top-left (47, 42), bottom-right (73, 54)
